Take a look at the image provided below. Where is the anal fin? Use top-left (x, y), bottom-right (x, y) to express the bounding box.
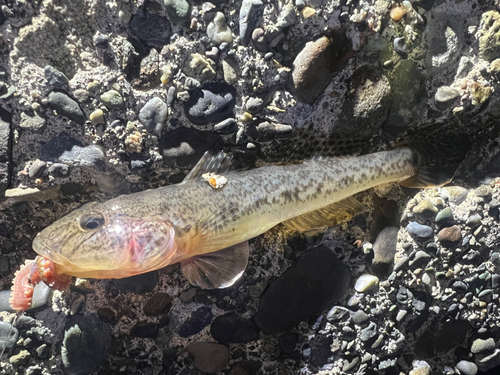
top-left (282, 196), bottom-right (365, 232)
top-left (181, 242), bottom-right (249, 289)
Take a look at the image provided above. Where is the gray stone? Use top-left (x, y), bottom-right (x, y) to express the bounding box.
top-left (213, 118), bottom-right (237, 134)
top-left (251, 28), bottom-right (267, 52)
top-left (441, 186), bottom-right (469, 205)
top-left (28, 160), bottom-right (46, 179)
top-left (0, 321), bottom-right (18, 349)
top-left (479, 11), bottom-right (500, 62)
top-left (100, 90), bottom-right (124, 110)
top-left (19, 112), bottom-right (46, 133)
top-left (184, 83), bottom-right (236, 125)
top-left (248, 121), bottom-right (292, 141)
top-left (351, 310), bottom-right (369, 324)
top-left (245, 97), bottom-right (265, 114)
top-left (435, 207), bottom-right (453, 227)
top-left (371, 226), bottom-right (398, 277)
top-left (393, 37), bottom-right (408, 57)
top-left (0, 114), bottom-right (11, 197)
top-left (139, 97), bottom-right (168, 133)
top-left (406, 222), bottom-right (433, 239)
top-left (164, 0), bottom-right (190, 25)
top-left (48, 163), bottom-right (70, 178)
top-left (44, 65), bottom-right (69, 87)
top-left (207, 12), bottom-right (232, 44)
top-left (471, 337), bottom-right (495, 354)
top-left (455, 56), bottom-right (473, 79)
top-left (4, 186), bottom-right (61, 202)
top-left (409, 251), bottom-right (431, 269)
top-left (239, 0), bottom-right (264, 46)
top-left (456, 360), bottom-right (478, 375)
top-left (435, 86), bottom-right (460, 111)
top-left (359, 321), bottom-right (377, 342)
top-left (48, 91), bottom-right (85, 124)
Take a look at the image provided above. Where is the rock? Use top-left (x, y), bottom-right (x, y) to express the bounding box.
top-left (40, 133), bottom-right (83, 161)
top-left (188, 342), bottom-right (229, 373)
top-left (164, 0), bottom-right (190, 25)
top-left (437, 225), bottom-right (461, 247)
top-left (406, 222), bottom-right (433, 239)
top-left (354, 274), bottom-right (379, 292)
top-left (292, 33), bottom-right (351, 104)
top-left (471, 337), bottom-right (495, 354)
top-left (371, 226), bottom-right (398, 277)
top-left (359, 321), bottom-right (378, 342)
top-left (239, 0), bottom-right (264, 46)
top-left (138, 97), bottom-right (168, 133)
top-left (4, 186), bottom-right (61, 202)
top-left (309, 336), bottom-right (333, 367)
top-left (435, 86), bottom-right (460, 111)
top-left (254, 246), bottom-right (351, 334)
top-left (229, 360), bottom-right (262, 375)
top-left (9, 349), bottom-right (30, 365)
top-left (184, 83), bottom-right (236, 125)
top-left (479, 11), bottom-right (500, 62)
top-left (61, 315), bottom-right (111, 375)
top-left (89, 109), bottom-right (104, 124)
top-left (456, 360), bottom-right (478, 375)
top-left (144, 293), bottom-right (173, 316)
top-left (222, 58), bottom-right (239, 85)
top-left (415, 320), bottom-right (470, 358)
top-left (44, 65), bottom-right (68, 87)
top-left (409, 360), bottom-right (431, 375)
top-left (19, 112), bottom-right (46, 133)
top-left (178, 306), bottom-right (213, 337)
top-left (210, 312), bottom-right (258, 344)
top-left (456, 56), bottom-right (474, 79)
top-left (100, 90), bottom-right (124, 110)
top-left (441, 186), bottom-right (469, 205)
top-left (393, 37), bottom-right (408, 57)
top-left (129, 10), bottom-right (171, 48)
top-left (247, 121), bottom-right (292, 141)
top-left (351, 310), bottom-right (369, 324)
top-left (113, 271), bottom-right (159, 294)
top-left (475, 348), bottom-right (500, 372)
top-left (28, 160), bottom-right (46, 179)
top-left (326, 306), bottom-right (350, 322)
top-left (0, 321), bottom-right (18, 349)
top-left (48, 91), bottom-right (85, 124)
top-left (207, 12), bottom-right (233, 44)
top-left (183, 53), bottom-right (216, 81)
top-left (409, 250), bottom-right (431, 269)
top-left (413, 200), bottom-right (438, 222)
top-left (435, 207), bottom-right (454, 227)
top-left (251, 28), bottom-right (267, 52)
top-left (130, 322), bottom-right (159, 338)
top-left (0, 113), bottom-right (9, 197)
top-left (97, 308), bottom-right (116, 323)
top-left (213, 118), bottom-right (237, 134)
top-left (337, 65), bottom-right (392, 135)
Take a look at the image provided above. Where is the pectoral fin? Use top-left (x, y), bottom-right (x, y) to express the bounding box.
top-left (181, 242), bottom-right (250, 289)
top-left (282, 196), bottom-right (365, 232)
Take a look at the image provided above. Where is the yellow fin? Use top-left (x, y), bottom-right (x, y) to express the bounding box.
top-left (282, 196), bottom-right (365, 232)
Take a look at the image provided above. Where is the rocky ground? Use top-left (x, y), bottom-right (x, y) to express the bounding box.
top-left (1, 0), bottom-right (500, 374)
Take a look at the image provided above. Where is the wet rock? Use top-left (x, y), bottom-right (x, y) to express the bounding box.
top-left (437, 225), bottom-right (461, 247)
top-left (435, 86), bottom-right (460, 111)
top-left (326, 306), bottom-right (350, 321)
top-left (229, 360), bottom-right (262, 375)
top-left (409, 360), bottom-right (431, 375)
top-left (435, 207), bottom-right (453, 227)
top-left (130, 322), bottom-right (159, 338)
top-left (479, 11), bottom-right (500, 62)
top-left (406, 222), bottom-right (433, 239)
top-left (28, 160), bottom-right (46, 179)
top-left (100, 89), bottom-right (124, 110)
top-left (441, 186), bottom-right (469, 205)
top-left (309, 336), bottom-right (333, 367)
top-left (210, 312), bottom-right (258, 344)
top-left (207, 12), bottom-right (232, 44)
top-left (393, 37), bottom-right (408, 57)
top-left (409, 250), bottom-right (431, 269)
top-left (159, 127), bottom-right (221, 169)
top-left (292, 33), bottom-right (351, 104)
top-left (48, 91), bottom-right (85, 124)
top-left (415, 320), bottom-right (470, 357)
top-left (359, 321), bottom-right (378, 342)
top-left (9, 349), bottom-right (30, 365)
top-left (178, 306), bottom-right (213, 337)
top-left (251, 28), bottom-right (267, 52)
top-left (456, 360), bottom-right (478, 375)
top-left (62, 315), bottom-right (111, 375)
top-left (188, 342), bottom-right (229, 373)
top-left (19, 112), bottom-right (46, 133)
top-left (44, 65), bottom-right (68, 87)
top-left (351, 310), bottom-right (369, 325)
top-left (475, 348), bottom-right (500, 371)
top-left (48, 163), bottom-right (70, 178)
top-left (254, 246), bottom-right (351, 334)
top-left (213, 118), bottom-right (237, 134)
top-left (138, 97), bottom-right (168, 133)
top-left (247, 121), bottom-right (292, 141)
top-left (113, 271), bottom-right (158, 294)
top-left (39, 133), bottom-right (83, 161)
top-left (184, 83), bottom-right (236, 125)
top-left (129, 10), bottom-right (171, 48)
top-left (471, 337), bottom-right (495, 354)
top-left (144, 293), bottom-right (173, 316)
top-left (239, 0), bottom-right (264, 46)
top-left (0, 321), bottom-right (18, 349)
top-left (371, 226), bottom-right (398, 277)
top-left (354, 274), bottom-right (379, 292)
top-left (413, 200), bottom-right (438, 222)
top-left (164, 0), bottom-right (190, 25)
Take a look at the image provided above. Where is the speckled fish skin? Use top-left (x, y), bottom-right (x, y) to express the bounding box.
top-left (32, 148), bottom-right (415, 280)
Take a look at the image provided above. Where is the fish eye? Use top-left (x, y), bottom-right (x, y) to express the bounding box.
top-left (80, 213), bottom-right (105, 231)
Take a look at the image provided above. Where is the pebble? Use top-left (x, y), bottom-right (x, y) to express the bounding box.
top-left (47, 91), bottom-right (86, 124)
top-left (413, 200), bottom-right (438, 222)
top-left (409, 251), bottom-right (431, 269)
top-left (350, 310), bottom-right (369, 324)
top-left (19, 112), bottom-right (46, 133)
top-left (129, 10), bottom-right (171, 48)
top-left (89, 109), bottom-right (104, 124)
top-left (138, 97), bottom-right (168, 133)
top-left (213, 118), bottom-right (237, 134)
top-left (178, 306), bottom-right (213, 337)
top-left (406, 221), bottom-right (433, 239)
top-left (354, 274), bottom-right (379, 292)
top-left (113, 271), bottom-right (158, 294)
top-left (251, 28), bottom-right (267, 52)
top-left (371, 226), bottom-right (399, 277)
top-left (28, 160), bottom-right (46, 179)
top-left (239, 0), bottom-right (264, 46)
top-left (188, 342), bottom-right (229, 373)
top-left (441, 186), bottom-right (469, 205)
top-left (100, 90), bottom-right (124, 110)
top-left (207, 12), bottom-right (233, 44)
top-left (210, 312), bottom-right (258, 344)
top-left (0, 321), bottom-right (18, 349)
top-left (184, 83), bottom-right (236, 125)
top-left (247, 121), bottom-right (292, 141)
top-left (437, 225), bottom-right (462, 247)
top-left (359, 321), bottom-right (378, 342)
top-left (254, 247), bottom-right (351, 334)
top-left (456, 360), bottom-right (478, 375)
top-left (44, 65), bottom-right (69, 87)
top-left (4, 186), bottom-right (61, 202)
top-left (228, 360), bottom-right (262, 375)
top-left (409, 360), bottom-right (431, 375)
top-left (326, 306), bottom-right (350, 322)
top-left (143, 293), bottom-right (173, 316)
top-left (61, 315), bottom-right (111, 374)
top-left (396, 309), bottom-right (408, 322)
top-left (130, 322), bottom-right (159, 338)
top-left (471, 337), bottom-right (495, 354)
top-left (393, 37), bottom-right (408, 57)
top-left (434, 86), bottom-right (460, 111)
top-left (466, 213), bottom-right (482, 228)
top-left (9, 349), bottom-right (30, 365)
top-left (435, 207), bottom-right (454, 227)
top-left (164, 0), bottom-right (190, 25)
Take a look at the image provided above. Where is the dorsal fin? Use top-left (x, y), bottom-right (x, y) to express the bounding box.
top-left (282, 196), bottom-right (366, 232)
top-left (182, 151), bottom-right (234, 183)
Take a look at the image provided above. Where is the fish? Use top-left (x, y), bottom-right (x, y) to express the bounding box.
top-left (8, 126), bottom-right (471, 311)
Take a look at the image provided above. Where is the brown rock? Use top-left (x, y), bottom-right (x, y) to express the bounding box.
top-left (437, 225), bottom-right (461, 246)
top-left (143, 292), bottom-right (173, 316)
top-left (188, 342), bottom-right (229, 373)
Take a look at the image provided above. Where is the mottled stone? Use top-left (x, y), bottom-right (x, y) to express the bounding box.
top-left (247, 121), bottom-right (292, 141)
top-left (207, 12), bottom-right (232, 44)
top-left (188, 342), bottom-right (229, 373)
top-left (48, 91), bottom-right (85, 124)
top-left (28, 160), bottom-right (46, 179)
top-left (479, 11), bottom-right (500, 62)
top-left (413, 200), bottom-right (438, 222)
top-left (184, 83), bottom-right (236, 125)
top-left (471, 337), bottom-right (495, 354)
top-left (143, 292), bottom-right (173, 316)
top-left (0, 321), bottom-right (18, 349)
top-left (44, 65), bottom-right (69, 87)
top-left (437, 225), bottom-right (461, 247)
top-left (441, 186), bottom-right (469, 205)
top-left (100, 90), bottom-right (124, 110)
top-left (178, 306), bottom-right (213, 337)
top-left (138, 97), bottom-right (168, 133)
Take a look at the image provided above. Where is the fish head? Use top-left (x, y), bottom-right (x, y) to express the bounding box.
top-left (32, 202), bottom-right (178, 279)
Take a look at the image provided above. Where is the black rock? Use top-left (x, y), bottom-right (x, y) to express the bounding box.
top-left (178, 306), bottom-right (213, 337)
top-left (39, 134), bottom-right (83, 162)
top-left (228, 360), bottom-right (262, 375)
top-left (28, 160), bottom-right (46, 179)
top-left (184, 83), bottom-right (236, 125)
top-left (254, 246), bottom-right (351, 334)
top-left (278, 332), bottom-right (297, 354)
top-left (144, 293), bottom-right (173, 316)
top-left (130, 322), bottom-right (160, 338)
top-left (210, 312), bottom-right (259, 344)
top-left (129, 10), bottom-right (172, 48)
top-left (309, 336), bottom-right (334, 367)
top-left (61, 315), bottom-right (111, 375)
top-left (45, 65), bottom-right (69, 88)
top-left (47, 91), bottom-right (85, 124)
top-left (113, 271), bottom-right (158, 294)
top-left (48, 163), bottom-right (70, 178)
top-left (415, 319), bottom-right (471, 358)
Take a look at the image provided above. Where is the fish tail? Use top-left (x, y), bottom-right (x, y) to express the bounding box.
top-left (399, 123), bottom-right (471, 188)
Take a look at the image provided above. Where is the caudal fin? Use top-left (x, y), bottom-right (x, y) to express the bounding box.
top-left (399, 123), bottom-right (471, 188)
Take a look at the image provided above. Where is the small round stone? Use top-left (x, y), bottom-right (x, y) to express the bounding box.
top-left (390, 7), bottom-right (406, 21)
top-left (456, 360), bottom-right (478, 375)
top-left (354, 274), bottom-right (379, 292)
top-left (441, 186), bottom-right (469, 205)
top-left (100, 90), bottom-right (124, 110)
top-left (406, 222), bottom-right (433, 239)
top-left (29, 160), bottom-right (46, 179)
top-left (89, 109), bottom-right (104, 124)
top-left (437, 225), bottom-right (462, 246)
top-left (435, 207), bottom-right (453, 227)
top-left (435, 86), bottom-right (460, 111)
top-left (471, 337), bottom-right (495, 354)
top-left (188, 342), bottom-right (229, 373)
top-left (409, 360), bottom-right (431, 375)
top-left (413, 200), bottom-right (438, 221)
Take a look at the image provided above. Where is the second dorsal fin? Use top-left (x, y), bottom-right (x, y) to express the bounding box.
top-left (182, 151), bottom-right (234, 182)
top-left (282, 196), bottom-right (366, 232)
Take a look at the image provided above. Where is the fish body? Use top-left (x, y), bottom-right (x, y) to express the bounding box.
top-left (32, 148), bottom-right (415, 280)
